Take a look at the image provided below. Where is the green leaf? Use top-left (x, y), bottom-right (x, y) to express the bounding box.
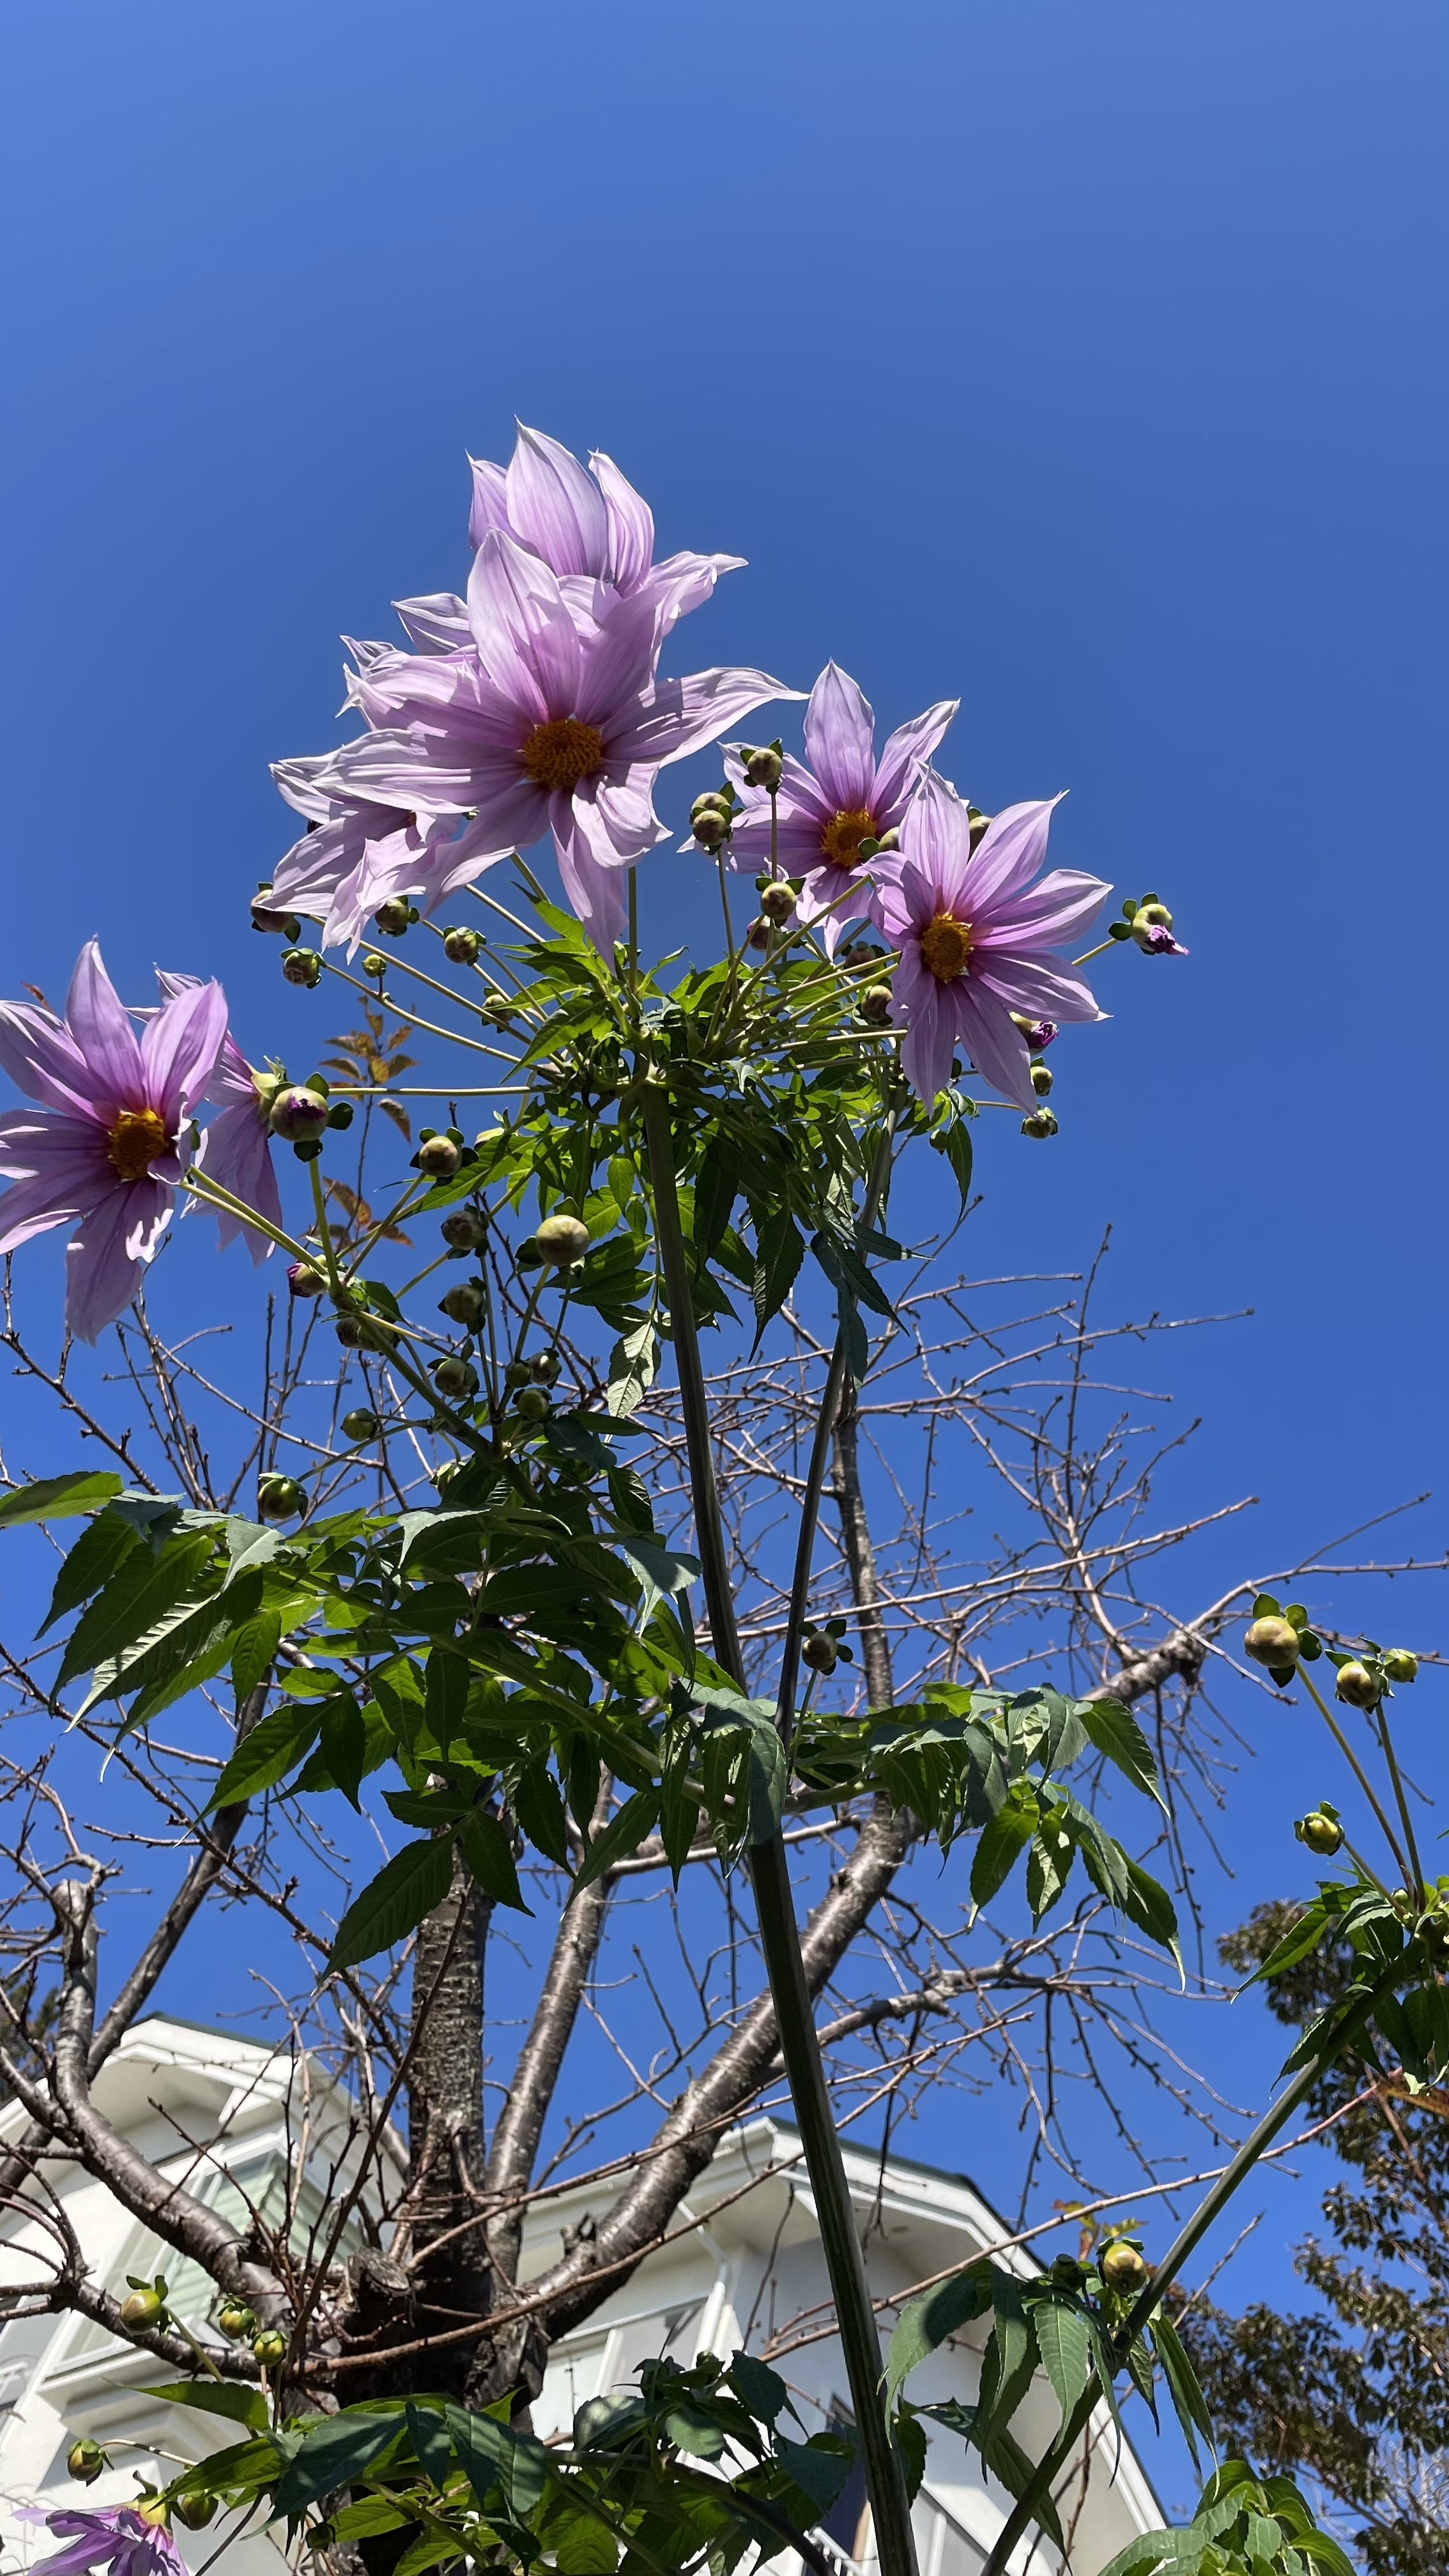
top-left (885, 2260), bottom-right (995, 2409)
top-left (320, 1699), bottom-right (368, 1810)
top-left (231, 1611), bottom-right (282, 1706)
top-left (272, 2408), bottom-right (402, 2517)
top-left (208, 1701), bottom-right (325, 1809)
top-left (425, 1646), bottom-right (469, 1758)
top-left (1250, 1898), bottom-right (1332, 1984)
top-left (39, 1510), bottom-right (141, 1634)
top-left (327, 1837), bottom-right (456, 1970)
top-left (663, 2402), bottom-right (726, 2461)
top-left (1079, 1694), bottom-right (1169, 1809)
top-left (0, 1470), bottom-right (124, 1528)
top-left (606, 1318), bottom-right (657, 1418)
top-left (58, 1529), bottom-right (217, 1690)
top-left (445, 2400), bottom-right (548, 2517)
top-left (725, 2352), bottom-right (790, 2425)
top-left (1150, 2312), bottom-right (1214, 2476)
top-left (572, 1788), bottom-right (661, 1894)
top-left (141, 2379), bottom-right (268, 2434)
top-left (930, 1115), bottom-right (974, 1211)
top-left (457, 1810), bottom-right (529, 1913)
top-left (774, 2436), bottom-right (850, 2513)
top-left (751, 1208), bottom-right (803, 1344)
top-left (1032, 2296), bottom-right (1092, 2427)
top-left (970, 1787), bottom-right (1038, 1912)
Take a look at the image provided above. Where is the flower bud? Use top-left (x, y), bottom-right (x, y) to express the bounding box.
top-left (433, 1355), bottom-right (479, 1400)
top-left (1020, 1108), bottom-right (1059, 1139)
top-left (1011, 1015), bottom-right (1058, 1052)
top-left (67, 2441), bottom-right (106, 2484)
top-left (120, 2285), bottom-right (167, 2327)
top-left (515, 1386), bottom-right (550, 1423)
top-left (439, 1280), bottom-right (485, 1327)
top-left (1297, 1811), bottom-right (1344, 1856)
top-left (873, 827), bottom-right (900, 854)
top-left (1049, 2255), bottom-right (1084, 2290)
top-left (217, 2301), bottom-right (253, 2340)
top-left (361, 952), bottom-right (387, 979)
top-left (441, 1208), bottom-right (485, 1251)
top-left (281, 947), bottom-right (322, 989)
top-left (741, 744), bottom-right (784, 792)
top-left (530, 1349), bottom-right (562, 1385)
top-left (482, 993), bottom-right (515, 1029)
top-left (1383, 1648), bottom-right (1418, 1684)
top-left (1100, 2240), bottom-right (1149, 2292)
top-left (252, 2327), bottom-right (288, 2366)
top-left (256, 1475), bottom-right (306, 1521)
top-left (802, 1632), bottom-right (838, 1675)
top-left (690, 790), bottom-right (732, 825)
top-left (268, 1085), bottom-right (330, 1145)
top-left (504, 1360), bottom-right (531, 1388)
top-left (1030, 1060), bottom-right (1054, 1097)
top-left (759, 880), bottom-right (796, 925)
top-left (535, 1214), bottom-right (590, 1268)
top-left (1335, 1659), bottom-right (1380, 1710)
top-left (442, 926), bottom-right (482, 965)
top-left (341, 1408), bottom-right (379, 1443)
top-left (692, 807), bottom-right (730, 853)
top-left (1245, 1615), bottom-right (1300, 1668)
top-left (172, 2495), bottom-right (218, 2531)
top-left (858, 986), bottom-right (894, 1026)
top-left (746, 916), bottom-right (770, 951)
top-left (373, 898), bottom-right (413, 938)
top-left (967, 807), bottom-right (992, 850)
top-left (251, 887), bottom-right (301, 938)
top-left (286, 1262), bottom-right (326, 1298)
top-left (417, 1134), bottom-right (461, 1179)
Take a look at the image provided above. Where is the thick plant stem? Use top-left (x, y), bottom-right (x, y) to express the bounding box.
top-left (641, 1087), bottom-right (918, 2576)
top-left (978, 1961), bottom-right (1402, 2576)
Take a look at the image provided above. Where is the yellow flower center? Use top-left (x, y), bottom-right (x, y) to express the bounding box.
top-left (919, 912), bottom-right (974, 982)
top-left (818, 807), bottom-right (877, 871)
top-left (106, 1106), bottom-right (168, 1182)
top-left (519, 718), bottom-right (605, 795)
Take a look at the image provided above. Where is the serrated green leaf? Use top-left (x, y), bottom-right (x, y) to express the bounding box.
top-left (39, 1510), bottom-right (141, 1634)
top-left (58, 1529), bottom-right (217, 1691)
top-left (0, 1471), bottom-right (124, 1529)
top-left (328, 1837), bottom-right (456, 1970)
top-left (1032, 2296), bottom-right (1092, 2426)
top-left (970, 1788), bottom-right (1038, 1912)
top-left (272, 2408), bottom-right (402, 2517)
top-left (457, 1809), bottom-right (529, 1912)
top-left (885, 2260), bottom-right (995, 2409)
top-left (141, 2379), bottom-right (268, 2433)
top-left (1078, 1694), bottom-right (1169, 1809)
top-left (209, 1701), bottom-right (325, 1809)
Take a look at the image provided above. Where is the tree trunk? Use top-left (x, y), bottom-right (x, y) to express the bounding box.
top-left (400, 1853), bottom-right (493, 2397)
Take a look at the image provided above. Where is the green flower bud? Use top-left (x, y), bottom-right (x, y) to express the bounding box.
top-left (1030, 1059), bottom-right (1054, 1098)
top-left (433, 1355), bottom-right (479, 1400)
top-left (341, 1408), bottom-right (379, 1443)
top-left (417, 1134), bottom-right (461, 1178)
top-left (858, 985), bottom-right (894, 1026)
top-left (1383, 1648), bottom-right (1418, 1684)
top-left (535, 1214), bottom-right (590, 1267)
top-left (217, 2301), bottom-right (254, 2340)
top-left (1245, 1615), bottom-right (1300, 1668)
top-left (692, 807), bottom-right (730, 853)
top-left (251, 2327), bottom-right (288, 2367)
top-left (746, 916), bottom-right (770, 950)
top-left (373, 898), bottom-right (412, 937)
top-left (442, 926), bottom-right (482, 965)
top-left (1049, 2255), bottom-right (1084, 2290)
top-left (1297, 1811), bottom-right (1344, 1856)
top-left (172, 2494), bottom-right (218, 2531)
top-left (286, 1261), bottom-right (326, 1298)
top-left (759, 880), bottom-right (796, 924)
top-left (530, 1349), bottom-right (562, 1384)
top-left (256, 1475), bottom-right (306, 1521)
top-left (802, 1632), bottom-right (838, 1675)
top-left (690, 790), bottom-right (732, 825)
top-left (741, 743), bottom-right (784, 792)
top-left (441, 1208), bottom-right (486, 1251)
top-left (281, 947), bottom-right (323, 989)
top-left (1020, 1108), bottom-right (1059, 1138)
top-left (67, 2440), bottom-right (106, 2483)
top-left (874, 827), bottom-right (901, 854)
top-left (967, 808), bottom-right (992, 850)
top-left (1335, 1659), bottom-right (1381, 1709)
top-left (119, 2285), bottom-right (167, 2327)
top-left (1100, 2239), bottom-right (1149, 2292)
top-left (515, 1386), bottom-right (550, 1422)
top-left (440, 1279), bottom-right (486, 1327)
top-left (361, 952), bottom-right (387, 978)
top-left (268, 1085), bottom-right (330, 1144)
top-left (503, 1360), bottom-right (531, 1388)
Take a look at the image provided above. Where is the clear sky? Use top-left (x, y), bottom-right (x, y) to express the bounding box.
top-left (0, 0), bottom-right (1445, 2419)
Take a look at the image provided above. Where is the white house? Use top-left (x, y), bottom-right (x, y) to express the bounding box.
top-left (0, 2018), bottom-right (1164, 2573)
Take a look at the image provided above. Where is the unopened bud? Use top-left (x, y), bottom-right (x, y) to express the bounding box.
top-left (256, 1475), bottom-right (306, 1521)
top-left (67, 2441), bottom-right (106, 2484)
top-left (692, 807), bottom-right (730, 853)
top-left (251, 2327), bottom-right (288, 2367)
top-left (741, 743), bottom-right (784, 792)
top-left (287, 1262), bottom-right (326, 1298)
top-left (120, 2285), bottom-right (167, 2327)
top-left (433, 1355), bottom-right (479, 1400)
top-left (439, 1280), bottom-right (485, 1327)
top-left (373, 898), bottom-right (413, 937)
top-left (873, 827), bottom-right (900, 854)
top-left (858, 986), bottom-right (894, 1025)
top-left (1100, 2240), bottom-right (1149, 2292)
top-left (268, 1085), bottom-right (330, 1145)
top-left (746, 916), bottom-right (770, 950)
top-left (759, 880), bottom-right (795, 925)
top-left (1335, 1659), bottom-right (1381, 1710)
top-left (442, 926), bottom-right (482, 965)
top-left (341, 1407), bottom-right (379, 1443)
top-left (1383, 1648), bottom-right (1418, 1684)
top-left (530, 1349), bottom-right (562, 1384)
top-left (1020, 1108), bottom-right (1059, 1138)
top-left (1030, 1060), bottom-right (1054, 1097)
top-left (967, 807), bottom-right (992, 850)
top-left (172, 2495), bottom-right (218, 2531)
top-left (535, 1215), bottom-right (590, 1267)
top-left (1297, 1811), bottom-right (1344, 1857)
top-left (1245, 1616), bottom-right (1300, 1668)
top-left (251, 887), bottom-right (300, 938)
top-left (515, 1386), bottom-right (550, 1422)
top-left (1011, 1014), bottom-right (1058, 1052)
top-left (690, 790), bottom-right (732, 825)
top-left (361, 952), bottom-right (386, 979)
top-left (441, 1208), bottom-right (486, 1251)
top-left (1049, 2255), bottom-right (1084, 2290)
top-left (417, 1134), bottom-right (461, 1179)
top-left (802, 1632), bottom-right (838, 1675)
top-left (217, 2301), bottom-right (253, 2340)
top-left (281, 947), bottom-right (322, 989)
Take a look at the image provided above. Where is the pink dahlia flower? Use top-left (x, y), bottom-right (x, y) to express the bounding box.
top-left (268, 755), bottom-right (498, 955)
top-left (27, 2506), bottom-right (185, 2576)
top-left (714, 662), bottom-right (958, 954)
top-left (0, 944), bottom-right (226, 1341)
top-left (155, 975), bottom-right (282, 1262)
top-left (463, 421), bottom-right (744, 634)
top-left (315, 529), bottom-right (799, 948)
top-left (877, 772), bottom-right (1109, 1111)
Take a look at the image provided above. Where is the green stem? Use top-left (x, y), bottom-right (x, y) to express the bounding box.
top-left (1299, 1666), bottom-right (1413, 1887)
top-left (640, 1084), bottom-right (918, 2576)
top-left (181, 1171), bottom-right (309, 1264)
top-left (978, 1959), bottom-right (1404, 2576)
top-left (1374, 1706), bottom-right (1425, 1900)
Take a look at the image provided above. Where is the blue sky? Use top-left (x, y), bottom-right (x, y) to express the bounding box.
top-left (0, 0), bottom-right (1445, 2451)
